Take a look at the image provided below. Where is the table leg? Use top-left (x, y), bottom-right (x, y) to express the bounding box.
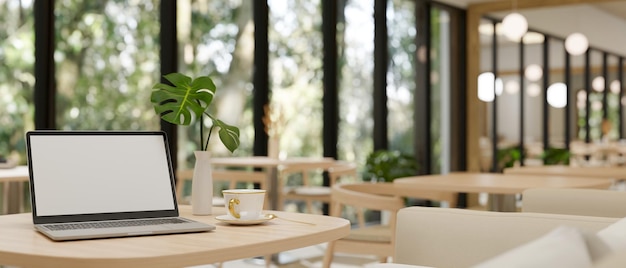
top-left (2, 182), bottom-right (24, 214)
top-left (487, 194), bottom-right (517, 212)
top-left (1, 182), bottom-right (7, 214)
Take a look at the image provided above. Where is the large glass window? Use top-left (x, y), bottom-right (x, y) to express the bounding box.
top-left (0, 0), bottom-right (34, 164)
top-left (54, 0), bottom-right (160, 131)
top-left (177, 0), bottom-right (254, 168)
top-left (387, 0), bottom-right (415, 156)
top-left (268, 0), bottom-right (324, 158)
top-left (429, 6), bottom-right (452, 173)
top-left (338, 0), bottom-right (374, 165)
top-left (20, 1), bottom-right (469, 175)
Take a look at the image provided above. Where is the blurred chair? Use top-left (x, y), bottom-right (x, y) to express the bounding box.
top-left (176, 168), bottom-right (270, 208)
top-left (278, 161), bottom-right (358, 214)
top-left (322, 183), bottom-right (405, 268)
top-left (522, 188), bottom-right (626, 218)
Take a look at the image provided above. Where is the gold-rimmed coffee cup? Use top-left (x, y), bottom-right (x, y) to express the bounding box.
top-left (222, 189), bottom-right (266, 220)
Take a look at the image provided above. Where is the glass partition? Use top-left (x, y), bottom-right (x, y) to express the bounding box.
top-left (606, 54), bottom-right (620, 140)
top-left (587, 49), bottom-right (604, 141)
top-left (481, 14), bottom-right (626, 168)
top-left (547, 38), bottom-right (565, 148)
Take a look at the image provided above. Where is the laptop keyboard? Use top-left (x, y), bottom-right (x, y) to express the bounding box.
top-left (43, 218), bottom-right (188, 231)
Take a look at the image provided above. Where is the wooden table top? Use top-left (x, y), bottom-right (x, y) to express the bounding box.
top-left (504, 165), bottom-right (626, 180)
top-left (0, 165), bottom-right (29, 182)
top-left (394, 172), bottom-right (614, 195)
top-left (0, 206), bottom-right (350, 268)
top-left (211, 156), bottom-right (336, 168)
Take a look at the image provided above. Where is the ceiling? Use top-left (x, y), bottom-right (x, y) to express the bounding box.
top-left (588, 2), bottom-right (626, 21)
top-left (437, 0), bottom-right (626, 55)
top-left (438, 0), bottom-right (626, 18)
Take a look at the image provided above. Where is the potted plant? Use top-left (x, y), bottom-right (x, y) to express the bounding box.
top-left (541, 147), bottom-right (570, 166)
top-left (496, 146), bottom-right (521, 172)
top-left (150, 73), bottom-right (240, 215)
top-left (362, 150), bottom-right (420, 222)
top-left (363, 150), bottom-right (419, 183)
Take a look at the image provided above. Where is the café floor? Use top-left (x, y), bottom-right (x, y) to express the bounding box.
top-left (192, 243), bottom-right (383, 268)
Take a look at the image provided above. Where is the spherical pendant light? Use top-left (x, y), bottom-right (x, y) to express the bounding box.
top-left (501, 12), bottom-right (528, 41)
top-left (505, 80), bottom-right (520, 94)
top-left (524, 64), bottom-right (543, 82)
top-left (592, 76), bottom-right (605, 92)
top-left (547, 83), bottom-right (567, 108)
top-left (565, 33), bottom-right (589, 56)
top-left (527, 83), bottom-right (541, 97)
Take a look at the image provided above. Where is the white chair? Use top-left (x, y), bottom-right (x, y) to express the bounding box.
top-left (278, 161), bottom-right (358, 214)
top-left (386, 206), bottom-right (619, 268)
top-left (323, 183), bottom-right (405, 268)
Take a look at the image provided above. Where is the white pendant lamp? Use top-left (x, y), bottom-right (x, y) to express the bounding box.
top-left (565, 32), bottom-right (589, 56)
top-left (501, 12), bottom-right (528, 41)
top-left (527, 83), bottom-right (541, 97)
top-left (547, 83), bottom-right (567, 108)
top-left (524, 64), bottom-right (543, 82)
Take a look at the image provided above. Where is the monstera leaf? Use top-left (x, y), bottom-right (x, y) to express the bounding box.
top-left (151, 73), bottom-right (215, 125)
top-left (214, 119), bottom-right (240, 153)
top-left (151, 73), bottom-right (240, 153)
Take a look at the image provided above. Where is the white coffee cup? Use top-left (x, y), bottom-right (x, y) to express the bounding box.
top-left (222, 189), bottom-right (266, 220)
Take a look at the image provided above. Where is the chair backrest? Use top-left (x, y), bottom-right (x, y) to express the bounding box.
top-left (330, 183), bottom-right (405, 228)
top-left (212, 169), bottom-right (268, 188)
top-left (327, 161), bottom-right (359, 185)
top-left (522, 188), bottom-right (626, 218)
top-left (278, 160), bottom-right (359, 213)
top-left (279, 162), bottom-right (329, 188)
top-left (323, 183), bottom-right (406, 268)
top-left (175, 169), bottom-right (268, 204)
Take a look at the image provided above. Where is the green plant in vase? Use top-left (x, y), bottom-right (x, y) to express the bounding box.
top-left (150, 73), bottom-right (240, 215)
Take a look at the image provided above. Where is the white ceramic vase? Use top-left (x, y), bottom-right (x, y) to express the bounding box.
top-left (191, 150), bottom-right (213, 215)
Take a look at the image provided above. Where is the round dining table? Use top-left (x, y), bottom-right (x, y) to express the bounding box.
top-left (0, 205), bottom-right (349, 268)
top-left (504, 165), bottom-right (626, 180)
top-left (0, 166), bottom-right (30, 214)
top-left (393, 172), bottom-right (615, 212)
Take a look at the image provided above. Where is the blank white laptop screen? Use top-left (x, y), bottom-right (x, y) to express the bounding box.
top-left (29, 133), bottom-right (175, 216)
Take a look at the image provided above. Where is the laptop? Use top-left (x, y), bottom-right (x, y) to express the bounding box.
top-left (26, 130), bottom-right (215, 241)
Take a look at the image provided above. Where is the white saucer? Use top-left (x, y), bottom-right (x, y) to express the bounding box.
top-left (215, 214), bottom-right (273, 225)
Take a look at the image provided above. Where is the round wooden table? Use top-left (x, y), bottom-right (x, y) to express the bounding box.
top-left (393, 172), bottom-right (614, 212)
top-left (0, 205), bottom-right (350, 268)
top-left (504, 165), bottom-right (626, 180)
top-left (0, 166), bottom-right (29, 214)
